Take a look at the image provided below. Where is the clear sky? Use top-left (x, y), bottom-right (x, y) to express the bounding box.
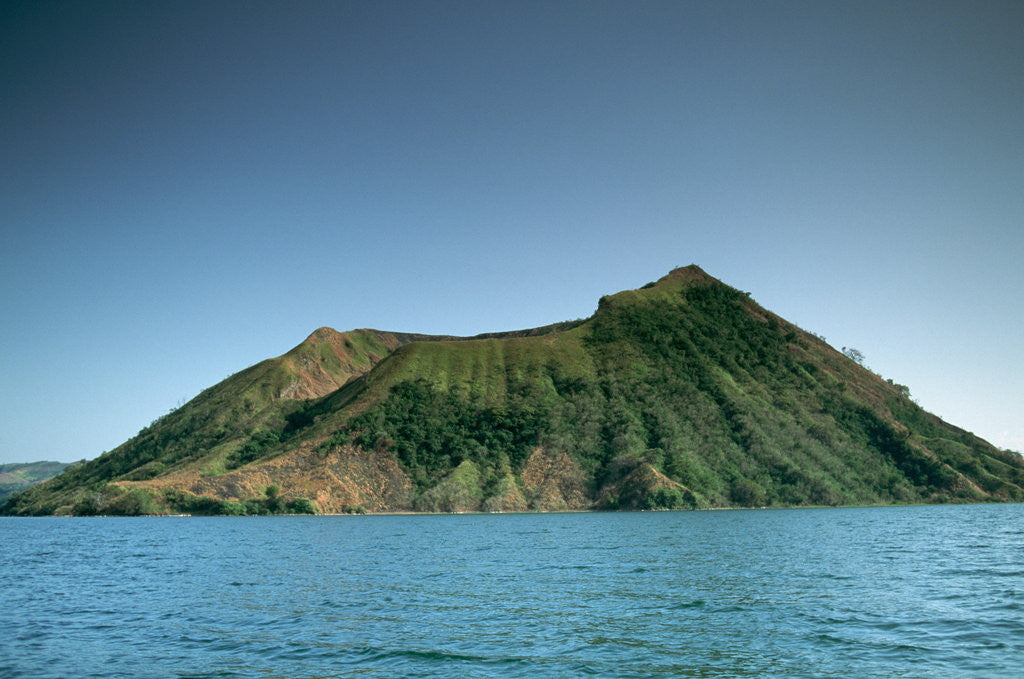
top-left (1, 0), bottom-right (1021, 464)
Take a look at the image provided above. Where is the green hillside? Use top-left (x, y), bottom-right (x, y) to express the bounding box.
top-left (5, 266), bottom-right (1022, 515)
top-left (1, 328), bottom-right (416, 515)
top-left (0, 461), bottom-right (72, 503)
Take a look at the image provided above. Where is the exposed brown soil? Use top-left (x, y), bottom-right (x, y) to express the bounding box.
top-left (520, 446), bottom-right (590, 510)
top-left (130, 443), bottom-right (414, 513)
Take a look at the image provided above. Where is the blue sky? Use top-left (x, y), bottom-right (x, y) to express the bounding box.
top-left (1, 0), bottom-right (1021, 464)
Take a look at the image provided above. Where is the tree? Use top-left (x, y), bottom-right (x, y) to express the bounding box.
top-left (842, 346), bottom-right (865, 365)
top-left (264, 484), bottom-right (282, 512)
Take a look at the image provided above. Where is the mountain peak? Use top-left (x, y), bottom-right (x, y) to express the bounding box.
top-left (662, 264), bottom-right (716, 283)
top-left (303, 326), bottom-right (343, 344)
top-left (6, 267), bottom-right (1022, 516)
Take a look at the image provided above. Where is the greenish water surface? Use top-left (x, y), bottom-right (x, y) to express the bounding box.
top-left (2, 504), bottom-right (1022, 677)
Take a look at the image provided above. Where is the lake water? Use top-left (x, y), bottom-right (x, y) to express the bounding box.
top-left (2, 505), bottom-right (1022, 678)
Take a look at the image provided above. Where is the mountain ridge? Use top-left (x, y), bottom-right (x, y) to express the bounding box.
top-left (0, 461), bottom-right (73, 504)
top-left (5, 265), bottom-right (1022, 516)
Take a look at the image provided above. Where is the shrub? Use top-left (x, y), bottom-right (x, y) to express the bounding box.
top-left (286, 497), bottom-right (317, 514)
top-left (730, 479), bottom-right (766, 507)
top-left (225, 430), bottom-right (281, 470)
top-left (103, 488), bottom-right (161, 515)
top-left (643, 486), bottom-right (685, 510)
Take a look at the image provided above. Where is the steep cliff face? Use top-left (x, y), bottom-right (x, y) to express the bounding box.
top-left (5, 266), bottom-right (1023, 516)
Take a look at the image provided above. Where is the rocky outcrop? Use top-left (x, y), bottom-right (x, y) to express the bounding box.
top-left (520, 447), bottom-right (590, 510)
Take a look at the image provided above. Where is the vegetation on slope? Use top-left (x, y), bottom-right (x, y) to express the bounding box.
top-left (1, 329), bottom-right (410, 515)
top-left (0, 461), bottom-right (72, 503)
top-left (313, 267), bottom-right (1022, 510)
top-left (4, 266), bottom-right (1022, 515)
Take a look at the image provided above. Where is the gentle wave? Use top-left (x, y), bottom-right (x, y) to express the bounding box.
top-left (2, 505), bottom-right (1023, 678)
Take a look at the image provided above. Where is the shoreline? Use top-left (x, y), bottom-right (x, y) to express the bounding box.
top-left (7, 499), bottom-right (1020, 518)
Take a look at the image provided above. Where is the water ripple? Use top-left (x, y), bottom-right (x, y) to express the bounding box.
top-left (2, 505), bottom-right (1023, 678)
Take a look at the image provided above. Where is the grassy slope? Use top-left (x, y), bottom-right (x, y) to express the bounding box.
top-left (1, 328), bottom-right (412, 515)
top-left (0, 461), bottom-right (72, 503)
top-left (5, 266), bottom-right (1022, 515)
top-left (302, 265), bottom-right (1023, 509)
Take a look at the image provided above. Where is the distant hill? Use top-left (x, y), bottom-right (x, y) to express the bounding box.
top-left (0, 461), bottom-right (73, 503)
top-left (4, 266), bottom-right (1022, 516)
